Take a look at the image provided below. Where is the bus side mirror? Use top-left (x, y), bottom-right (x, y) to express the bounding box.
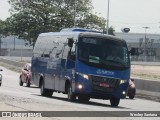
top-left (68, 38), bottom-right (74, 47)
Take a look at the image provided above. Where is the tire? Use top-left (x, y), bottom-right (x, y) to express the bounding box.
top-left (128, 88), bottom-right (136, 99)
top-left (19, 77), bottom-right (23, 86)
top-left (129, 95), bottom-right (135, 99)
top-left (110, 97), bottom-right (120, 107)
top-left (46, 89), bottom-right (53, 97)
top-left (26, 78), bottom-right (30, 87)
top-left (67, 85), bottom-right (76, 101)
top-left (0, 74), bottom-right (2, 86)
top-left (40, 80), bottom-right (53, 97)
top-left (78, 95), bottom-right (90, 102)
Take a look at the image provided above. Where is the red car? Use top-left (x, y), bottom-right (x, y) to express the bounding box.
top-left (127, 79), bottom-right (136, 99)
top-left (19, 63), bottom-right (31, 87)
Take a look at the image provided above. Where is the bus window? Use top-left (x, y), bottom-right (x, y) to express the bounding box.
top-left (68, 43), bottom-right (76, 61)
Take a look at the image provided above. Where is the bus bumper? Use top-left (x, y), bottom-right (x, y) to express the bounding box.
top-left (73, 82), bottom-right (128, 99)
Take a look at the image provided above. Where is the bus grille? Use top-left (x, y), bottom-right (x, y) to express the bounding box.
top-left (90, 75), bottom-right (119, 93)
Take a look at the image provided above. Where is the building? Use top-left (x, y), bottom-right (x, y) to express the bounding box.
top-left (116, 32), bottom-right (160, 62)
top-left (0, 36), bottom-right (33, 57)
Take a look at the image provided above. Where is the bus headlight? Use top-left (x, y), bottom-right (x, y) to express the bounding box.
top-left (122, 91), bottom-right (126, 95)
top-left (77, 72), bottom-right (89, 80)
top-left (83, 74), bottom-right (89, 80)
top-left (120, 80), bottom-right (127, 84)
top-left (78, 84), bottom-right (83, 89)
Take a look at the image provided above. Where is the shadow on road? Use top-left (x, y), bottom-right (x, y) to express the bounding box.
top-left (23, 86), bottom-right (39, 89)
top-left (32, 94), bottom-right (130, 109)
top-left (125, 97), bottom-right (136, 100)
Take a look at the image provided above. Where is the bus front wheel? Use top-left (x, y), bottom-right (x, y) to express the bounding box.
top-left (40, 80), bottom-right (53, 97)
top-left (110, 97), bottom-right (120, 107)
top-left (67, 85), bottom-right (76, 101)
top-left (78, 95), bottom-right (90, 102)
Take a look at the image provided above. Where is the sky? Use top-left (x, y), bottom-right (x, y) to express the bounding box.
top-left (0, 0), bottom-right (160, 34)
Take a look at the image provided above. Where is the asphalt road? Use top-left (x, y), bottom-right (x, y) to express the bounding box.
top-left (0, 65), bottom-right (160, 120)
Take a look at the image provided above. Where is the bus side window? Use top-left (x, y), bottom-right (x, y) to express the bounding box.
top-left (68, 44), bottom-right (76, 61)
top-left (41, 54), bottom-right (49, 57)
top-left (56, 50), bottom-right (62, 58)
top-left (49, 46), bottom-right (57, 58)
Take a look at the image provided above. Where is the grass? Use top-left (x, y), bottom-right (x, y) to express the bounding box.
top-left (0, 62), bottom-right (21, 73)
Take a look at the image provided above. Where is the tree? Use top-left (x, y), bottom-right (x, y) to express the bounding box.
top-left (102, 26), bottom-right (115, 36)
top-left (7, 0), bottom-right (107, 46)
top-left (108, 26), bottom-right (115, 36)
top-left (0, 20), bottom-right (8, 36)
top-left (0, 20), bottom-right (8, 54)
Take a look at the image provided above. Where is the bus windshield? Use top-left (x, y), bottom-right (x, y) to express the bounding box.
top-left (78, 36), bottom-right (130, 70)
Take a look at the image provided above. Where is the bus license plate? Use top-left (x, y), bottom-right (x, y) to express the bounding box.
top-left (99, 83), bottom-right (109, 87)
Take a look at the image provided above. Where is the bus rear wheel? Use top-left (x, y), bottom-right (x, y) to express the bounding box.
top-left (67, 85), bottom-right (76, 101)
top-left (110, 97), bottom-right (120, 107)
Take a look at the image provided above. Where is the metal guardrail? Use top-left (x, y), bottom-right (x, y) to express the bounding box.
top-left (134, 78), bottom-right (160, 98)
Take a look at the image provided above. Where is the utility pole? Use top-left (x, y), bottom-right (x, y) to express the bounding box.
top-left (0, 38), bottom-right (1, 56)
top-left (142, 26), bottom-right (150, 61)
top-left (106, 0), bottom-right (110, 34)
top-left (13, 36), bottom-right (15, 50)
top-left (73, 0), bottom-right (76, 27)
top-left (0, 35), bottom-right (2, 56)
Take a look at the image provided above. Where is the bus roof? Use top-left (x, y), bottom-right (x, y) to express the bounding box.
top-left (39, 27), bottom-right (101, 37)
top-left (60, 28), bottom-right (102, 33)
top-left (79, 32), bottom-right (125, 42)
top-left (38, 28), bottom-right (124, 42)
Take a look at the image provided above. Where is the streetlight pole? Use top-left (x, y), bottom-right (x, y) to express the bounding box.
top-left (20, 40), bottom-right (23, 61)
top-left (0, 35), bottom-right (1, 56)
top-left (142, 26), bottom-right (150, 61)
top-left (106, 0), bottom-right (110, 34)
top-left (73, 0), bottom-right (76, 27)
top-left (13, 36), bottom-right (15, 50)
